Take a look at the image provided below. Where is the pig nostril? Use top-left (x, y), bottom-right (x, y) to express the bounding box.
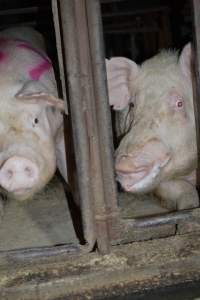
top-left (24, 167), bottom-right (34, 178)
top-left (6, 169), bottom-right (13, 179)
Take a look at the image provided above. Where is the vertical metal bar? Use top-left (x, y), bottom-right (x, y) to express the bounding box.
top-left (52, 0), bottom-right (68, 113)
top-left (192, 0), bottom-right (200, 190)
top-left (57, 0), bottom-right (96, 249)
top-left (74, 0), bottom-right (110, 254)
top-left (53, 0), bottom-right (120, 252)
top-left (85, 0), bottom-right (120, 240)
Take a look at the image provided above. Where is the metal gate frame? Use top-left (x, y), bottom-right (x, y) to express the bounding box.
top-left (51, 0), bottom-right (200, 251)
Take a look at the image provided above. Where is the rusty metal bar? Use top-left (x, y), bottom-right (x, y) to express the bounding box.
top-left (56, 0), bottom-right (96, 250)
top-left (86, 0), bottom-right (119, 244)
top-left (192, 0), bottom-right (200, 190)
top-left (123, 209), bottom-right (194, 229)
top-left (73, 0), bottom-right (111, 254)
top-left (0, 244), bottom-right (80, 264)
top-left (52, 0), bottom-right (68, 113)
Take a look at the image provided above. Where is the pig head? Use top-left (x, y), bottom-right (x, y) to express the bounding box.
top-left (0, 27), bottom-right (67, 201)
top-left (106, 44), bottom-right (199, 210)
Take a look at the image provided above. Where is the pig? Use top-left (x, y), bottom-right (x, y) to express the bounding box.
top-left (106, 44), bottom-right (199, 210)
top-left (0, 26), bottom-right (67, 204)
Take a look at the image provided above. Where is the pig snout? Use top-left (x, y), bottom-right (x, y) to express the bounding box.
top-left (115, 139), bottom-right (171, 193)
top-left (0, 156), bottom-right (39, 194)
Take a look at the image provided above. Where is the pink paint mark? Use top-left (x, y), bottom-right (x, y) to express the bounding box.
top-left (17, 41), bottom-right (52, 80)
top-left (29, 60), bottom-right (51, 80)
top-left (17, 42), bottom-right (50, 62)
top-left (0, 51), bottom-right (6, 62)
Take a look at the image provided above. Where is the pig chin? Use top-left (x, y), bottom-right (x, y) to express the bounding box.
top-left (116, 162), bottom-right (167, 193)
top-left (115, 138), bottom-right (172, 193)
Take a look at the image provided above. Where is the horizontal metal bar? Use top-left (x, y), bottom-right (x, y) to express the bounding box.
top-left (0, 244), bottom-right (80, 263)
top-left (104, 27), bottom-right (159, 34)
top-left (0, 7), bottom-right (39, 16)
top-left (101, 0), bottom-right (125, 3)
top-left (123, 209), bottom-right (195, 229)
top-left (102, 6), bottom-right (169, 18)
top-left (0, 22), bottom-right (37, 29)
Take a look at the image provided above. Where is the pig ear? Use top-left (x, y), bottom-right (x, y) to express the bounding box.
top-left (179, 43), bottom-right (192, 79)
top-left (106, 57), bottom-right (139, 110)
top-left (15, 81), bottom-right (65, 112)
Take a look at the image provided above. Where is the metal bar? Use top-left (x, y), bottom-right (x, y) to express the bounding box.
top-left (101, 0), bottom-right (125, 3)
top-left (52, 0), bottom-right (68, 113)
top-left (0, 21), bottom-right (37, 29)
top-left (0, 244), bottom-right (80, 264)
top-left (74, 0), bottom-right (111, 254)
top-left (86, 0), bottom-right (120, 243)
top-left (0, 7), bottom-right (39, 16)
top-left (58, 0), bottom-right (96, 249)
top-left (192, 0), bottom-right (200, 190)
top-left (102, 7), bottom-right (169, 18)
top-left (123, 209), bottom-right (194, 229)
top-left (104, 28), bottom-right (159, 34)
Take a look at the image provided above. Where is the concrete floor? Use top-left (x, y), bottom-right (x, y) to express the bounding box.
top-left (0, 176), bottom-right (78, 251)
top-left (119, 192), bottom-right (168, 218)
top-left (0, 174), bottom-right (168, 251)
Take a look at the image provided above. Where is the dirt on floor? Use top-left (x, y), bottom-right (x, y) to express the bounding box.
top-left (0, 175), bottom-right (78, 251)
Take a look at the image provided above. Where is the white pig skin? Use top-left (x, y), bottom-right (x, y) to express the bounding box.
top-left (106, 44), bottom-right (199, 210)
top-left (0, 27), bottom-right (67, 202)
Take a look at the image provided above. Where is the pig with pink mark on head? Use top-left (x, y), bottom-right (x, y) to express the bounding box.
top-left (0, 27), bottom-right (67, 204)
top-left (106, 44), bottom-right (199, 210)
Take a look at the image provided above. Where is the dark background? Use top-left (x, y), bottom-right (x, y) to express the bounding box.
top-left (0, 0), bottom-right (193, 64)
top-left (101, 0), bottom-right (192, 62)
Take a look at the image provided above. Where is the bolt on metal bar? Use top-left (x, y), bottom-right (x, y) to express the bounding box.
top-left (56, 0), bottom-right (96, 250)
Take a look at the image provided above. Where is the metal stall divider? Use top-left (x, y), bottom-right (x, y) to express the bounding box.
top-left (54, 0), bottom-right (119, 254)
top-left (192, 0), bottom-right (200, 190)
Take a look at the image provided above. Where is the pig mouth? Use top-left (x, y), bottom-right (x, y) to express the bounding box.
top-left (116, 158), bottom-right (170, 193)
top-left (11, 188), bottom-right (32, 195)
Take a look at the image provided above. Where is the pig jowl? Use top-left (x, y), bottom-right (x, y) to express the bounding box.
top-left (116, 138), bottom-right (171, 193)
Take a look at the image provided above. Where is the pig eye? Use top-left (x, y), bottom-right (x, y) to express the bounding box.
top-left (32, 117), bottom-right (39, 127)
top-left (176, 100), bottom-right (183, 108)
top-left (168, 90), bottom-right (184, 110)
